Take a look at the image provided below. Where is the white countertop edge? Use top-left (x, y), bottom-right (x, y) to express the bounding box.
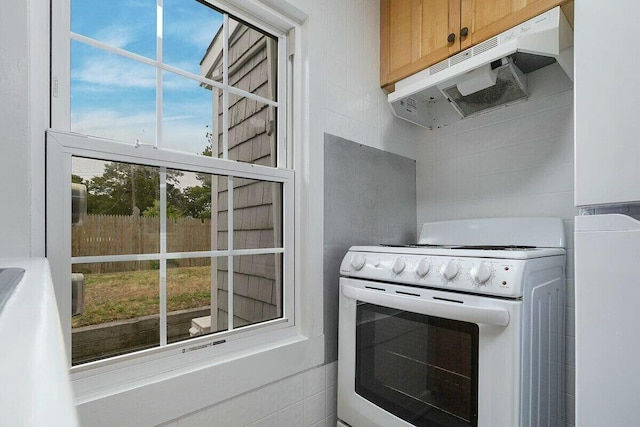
top-left (0, 258), bottom-right (79, 427)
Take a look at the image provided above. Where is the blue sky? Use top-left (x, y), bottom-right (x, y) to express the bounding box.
top-left (70, 0), bottom-right (223, 156)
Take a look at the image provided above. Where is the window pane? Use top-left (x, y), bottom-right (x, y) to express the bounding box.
top-left (227, 96), bottom-right (277, 167)
top-left (228, 17), bottom-right (278, 102)
top-left (71, 0), bottom-right (156, 59)
top-left (215, 257), bottom-right (231, 330)
top-left (211, 90), bottom-right (276, 162)
top-left (71, 41), bottom-right (156, 144)
top-left (72, 157), bottom-right (160, 256)
top-left (161, 71), bottom-right (213, 155)
top-left (233, 179), bottom-right (283, 249)
top-left (232, 253), bottom-right (282, 329)
top-left (71, 261), bottom-right (160, 365)
top-left (167, 257), bottom-right (228, 344)
top-left (216, 177), bottom-right (229, 250)
top-left (165, 170), bottom-right (225, 253)
top-left (164, 0), bottom-right (223, 75)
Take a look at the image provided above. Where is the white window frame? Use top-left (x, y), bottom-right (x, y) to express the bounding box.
top-left (48, 0), bottom-right (319, 406)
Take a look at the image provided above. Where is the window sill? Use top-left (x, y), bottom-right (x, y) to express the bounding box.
top-left (0, 258), bottom-right (78, 427)
top-left (74, 333), bottom-right (324, 427)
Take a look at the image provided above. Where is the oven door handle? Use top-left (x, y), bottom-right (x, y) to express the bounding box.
top-left (342, 283), bottom-right (510, 327)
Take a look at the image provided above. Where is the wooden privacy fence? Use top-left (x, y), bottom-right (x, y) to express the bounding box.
top-left (72, 213), bottom-right (213, 273)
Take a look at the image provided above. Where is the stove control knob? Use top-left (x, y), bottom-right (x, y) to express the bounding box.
top-left (440, 260), bottom-right (459, 281)
top-left (470, 262), bottom-right (492, 285)
top-left (415, 258), bottom-right (431, 277)
top-left (392, 257), bottom-right (406, 274)
top-left (350, 254), bottom-right (366, 271)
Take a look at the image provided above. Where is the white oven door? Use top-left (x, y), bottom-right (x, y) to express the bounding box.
top-left (337, 277), bottom-right (522, 427)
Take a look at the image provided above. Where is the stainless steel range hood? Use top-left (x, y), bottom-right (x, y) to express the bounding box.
top-left (389, 7), bottom-right (573, 128)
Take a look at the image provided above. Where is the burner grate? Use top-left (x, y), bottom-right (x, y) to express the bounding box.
top-left (451, 245), bottom-right (536, 250)
top-left (379, 244), bottom-right (446, 248)
top-left (379, 244), bottom-right (537, 250)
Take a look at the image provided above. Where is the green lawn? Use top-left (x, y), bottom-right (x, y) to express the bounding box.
top-left (72, 266), bottom-right (213, 328)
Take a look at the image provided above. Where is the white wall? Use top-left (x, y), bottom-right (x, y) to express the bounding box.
top-left (159, 362), bottom-right (337, 427)
top-left (0, 0), bottom-right (34, 257)
top-left (0, 0), bottom-right (48, 258)
top-left (415, 64), bottom-right (576, 427)
top-left (319, 0), bottom-right (418, 159)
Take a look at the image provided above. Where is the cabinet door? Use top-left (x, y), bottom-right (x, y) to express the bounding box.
top-left (575, 1), bottom-right (640, 206)
top-left (381, 0), bottom-right (460, 88)
top-left (460, 0), bottom-right (567, 49)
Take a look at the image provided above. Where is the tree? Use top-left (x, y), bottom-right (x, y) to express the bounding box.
top-left (142, 200), bottom-right (183, 219)
top-left (82, 134), bottom-right (216, 218)
top-left (86, 162), bottom-right (183, 215)
top-left (183, 142), bottom-right (215, 219)
top-left (182, 184), bottom-right (212, 219)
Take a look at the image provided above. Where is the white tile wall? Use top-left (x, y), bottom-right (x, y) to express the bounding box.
top-left (159, 363), bottom-right (338, 427)
top-left (416, 72), bottom-right (577, 426)
top-left (317, 0), bottom-right (419, 160)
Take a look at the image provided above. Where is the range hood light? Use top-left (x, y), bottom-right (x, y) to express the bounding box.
top-left (456, 63), bottom-right (499, 96)
top-left (439, 58), bottom-right (528, 118)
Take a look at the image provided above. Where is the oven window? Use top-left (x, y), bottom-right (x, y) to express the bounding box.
top-left (356, 303), bottom-right (479, 427)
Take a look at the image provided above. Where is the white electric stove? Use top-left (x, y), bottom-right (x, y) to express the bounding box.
top-left (337, 217), bottom-right (566, 427)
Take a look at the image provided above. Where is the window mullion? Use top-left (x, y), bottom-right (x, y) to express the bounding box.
top-left (157, 0), bottom-right (167, 347)
top-left (210, 174), bottom-right (219, 333)
top-left (277, 32), bottom-right (288, 169)
top-left (223, 13), bottom-right (232, 330)
top-left (159, 167), bottom-right (168, 346)
top-left (156, 0), bottom-right (163, 148)
top-left (227, 176), bottom-right (234, 331)
top-left (222, 14), bottom-right (230, 160)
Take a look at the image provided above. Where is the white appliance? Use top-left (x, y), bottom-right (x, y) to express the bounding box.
top-left (574, 214), bottom-right (640, 427)
top-left (337, 218), bottom-right (566, 427)
top-left (389, 6), bottom-right (573, 128)
top-left (574, 3), bottom-right (640, 426)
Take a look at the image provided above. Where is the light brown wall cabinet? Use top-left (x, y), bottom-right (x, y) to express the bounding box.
top-left (380, 0), bottom-right (573, 90)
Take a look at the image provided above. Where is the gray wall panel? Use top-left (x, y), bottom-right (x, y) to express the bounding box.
top-left (323, 134), bottom-right (416, 363)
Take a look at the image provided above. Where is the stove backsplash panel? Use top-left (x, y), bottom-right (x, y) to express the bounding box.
top-left (323, 134), bottom-right (417, 363)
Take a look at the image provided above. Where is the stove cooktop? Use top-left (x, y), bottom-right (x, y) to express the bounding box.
top-left (380, 244), bottom-right (537, 250)
top-left (350, 244), bottom-right (565, 260)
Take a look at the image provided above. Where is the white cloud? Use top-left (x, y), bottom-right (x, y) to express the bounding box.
top-left (72, 109), bottom-right (156, 144)
top-left (72, 55), bottom-right (206, 92)
top-left (73, 55), bottom-right (156, 89)
top-left (72, 157), bottom-right (107, 181)
top-left (164, 8), bottom-right (222, 49)
top-left (94, 24), bottom-right (136, 50)
top-left (71, 107), bottom-right (211, 155)
top-left (162, 117), bottom-right (210, 154)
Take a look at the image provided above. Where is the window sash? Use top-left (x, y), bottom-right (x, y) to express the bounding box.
top-left (52, 0), bottom-right (289, 169)
top-left (47, 130), bottom-right (295, 369)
